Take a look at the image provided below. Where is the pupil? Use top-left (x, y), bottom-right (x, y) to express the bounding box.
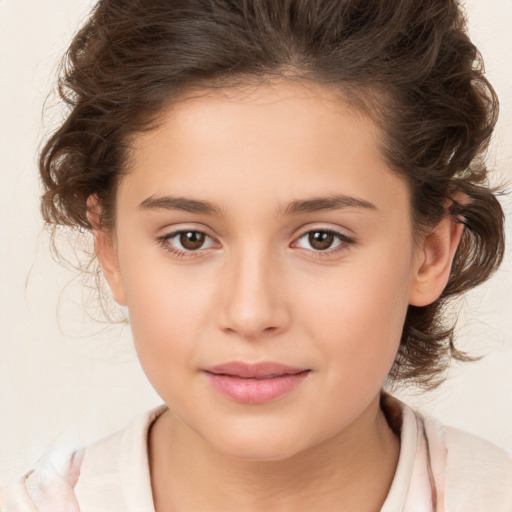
top-left (180, 231), bottom-right (205, 250)
top-left (309, 231), bottom-right (334, 250)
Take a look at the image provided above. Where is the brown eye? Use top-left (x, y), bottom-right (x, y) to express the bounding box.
top-left (294, 229), bottom-right (354, 256)
top-left (158, 229), bottom-right (217, 259)
top-left (179, 231), bottom-right (206, 250)
top-left (308, 231), bottom-right (336, 250)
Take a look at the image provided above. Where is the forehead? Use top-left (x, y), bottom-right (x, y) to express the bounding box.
top-left (120, 79), bottom-right (409, 220)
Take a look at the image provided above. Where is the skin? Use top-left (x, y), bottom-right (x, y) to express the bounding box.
top-left (91, 79), bottom-right (464, 511)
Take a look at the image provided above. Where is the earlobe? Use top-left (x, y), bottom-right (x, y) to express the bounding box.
top-left (409, 216), bottom-right (464, 307)
top-left (86, 196), bottom-right (127, 307)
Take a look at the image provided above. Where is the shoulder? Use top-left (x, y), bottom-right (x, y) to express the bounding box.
top-left (443, 424), bottom-right (512, 509)
top-left (74, 404), bottom-right (166, 511)
top-left (0, 405), bottom-right (167, 512)
top-left (421, 410), bottom-right (512, 511)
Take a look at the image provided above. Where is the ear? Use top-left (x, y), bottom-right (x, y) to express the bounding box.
top-left (409, 212), bottom-right (465, 307)
top-left (86, 195), bottom-right (127, 306)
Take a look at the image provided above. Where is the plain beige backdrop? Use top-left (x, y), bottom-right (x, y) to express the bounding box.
top-left (1, 0), bottom-right (511, 484)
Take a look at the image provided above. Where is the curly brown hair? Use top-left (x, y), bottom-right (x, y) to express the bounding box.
top-left (39, 0), bottom-right (505, 390)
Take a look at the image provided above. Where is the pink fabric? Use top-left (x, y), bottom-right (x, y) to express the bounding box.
top-left (2, 395), bottom-right (511, 511)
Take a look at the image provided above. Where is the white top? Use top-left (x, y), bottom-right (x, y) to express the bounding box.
top-left (2, 393), bottom-right (512, 511)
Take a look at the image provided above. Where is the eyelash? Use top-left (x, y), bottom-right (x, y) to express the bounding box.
top-left (157, 228), bottom-right (355, 260)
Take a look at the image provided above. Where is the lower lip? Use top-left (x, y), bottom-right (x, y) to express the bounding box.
top-left (204, 371), bottom-right (310, 404)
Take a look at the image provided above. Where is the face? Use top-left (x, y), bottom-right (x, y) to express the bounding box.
top-left (102, 80), bottom-right (425, 460)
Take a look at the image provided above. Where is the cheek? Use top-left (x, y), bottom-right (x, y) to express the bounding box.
top-left (118, 254), bottom-right (218, 390)
top-left (298, 248), bottom-right (413, 380)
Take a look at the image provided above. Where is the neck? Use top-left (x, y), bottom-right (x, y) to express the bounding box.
top-left (149, 393), bottom-right (399, 512)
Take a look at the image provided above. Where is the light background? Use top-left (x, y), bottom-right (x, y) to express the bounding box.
top-left (1, 0), bottom-right (511, 484)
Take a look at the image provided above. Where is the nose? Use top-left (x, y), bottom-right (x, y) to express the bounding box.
top-left (216, 245), bottom-right (290, 340)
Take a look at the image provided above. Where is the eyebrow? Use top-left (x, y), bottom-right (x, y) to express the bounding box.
top-left (139, 195), bottom-right (224, 215)
top-left (138, 193), bottom-right (377, 216)
top-left (281, 194), bottom-right (377, 216)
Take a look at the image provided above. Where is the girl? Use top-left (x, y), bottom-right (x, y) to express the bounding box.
top-left (1, 0), bottom-right (511, 510)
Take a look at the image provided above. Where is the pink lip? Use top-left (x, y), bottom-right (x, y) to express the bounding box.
top-left (203, 362), bottom-right (310, 404)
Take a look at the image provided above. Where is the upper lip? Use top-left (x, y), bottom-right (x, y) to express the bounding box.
top-left (204, 361), bottom-right (309, 379)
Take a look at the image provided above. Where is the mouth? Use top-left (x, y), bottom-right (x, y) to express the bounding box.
top-left (203, 362), bottom-right (311, 404)
top-left (205, 361), bottom-right (309, 378)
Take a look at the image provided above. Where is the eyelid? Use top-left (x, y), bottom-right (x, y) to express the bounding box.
top-left (294, 221), bottom-right (356, 238)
